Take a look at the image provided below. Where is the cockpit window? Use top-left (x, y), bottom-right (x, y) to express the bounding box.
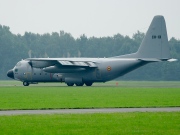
top-left (16, 62), bottom-right (21, 67)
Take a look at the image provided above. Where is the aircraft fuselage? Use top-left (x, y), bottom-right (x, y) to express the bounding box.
top-left (7, 58), bottom-right (147, 86)
top-left (7, 16), bottom-right (175, 86)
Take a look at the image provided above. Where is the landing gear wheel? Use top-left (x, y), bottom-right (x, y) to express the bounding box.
top-left (23, 81), bottom-right (29, 86)
top-left (85, 82), bottom-right (93, 86)
top-left (75, 83), bottom-right (84, 86)
top-left (67, 83), bottom-right (74, 86)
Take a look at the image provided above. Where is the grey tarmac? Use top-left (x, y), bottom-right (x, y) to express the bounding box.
top-left (0, 107), bottom-right (180, 115)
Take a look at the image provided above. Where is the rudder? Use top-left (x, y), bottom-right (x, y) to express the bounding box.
top-left (136, 15), bottom-right (170, 59)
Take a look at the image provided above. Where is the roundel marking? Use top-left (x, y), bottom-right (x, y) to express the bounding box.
top-left (107, 66), bottom-right (111, 71)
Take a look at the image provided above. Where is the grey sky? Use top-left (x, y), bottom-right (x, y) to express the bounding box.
top-left (0, 0), bottom-right (179, 39)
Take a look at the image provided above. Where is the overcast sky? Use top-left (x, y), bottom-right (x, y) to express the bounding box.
top-left (0, 0), bottom-right (179, 39)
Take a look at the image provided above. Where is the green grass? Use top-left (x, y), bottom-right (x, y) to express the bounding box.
top-left (1, 80), bottom-right (180, 87)
top-left (0, 81), bottom-right (179, 134)
top-left (0, 112), bottom-right (179, 135)
top-left (0, 86), bottom-right (179, 110)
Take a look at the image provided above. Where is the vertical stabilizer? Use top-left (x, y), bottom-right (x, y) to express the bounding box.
top-left (136, 15), bottom-right (170, 59)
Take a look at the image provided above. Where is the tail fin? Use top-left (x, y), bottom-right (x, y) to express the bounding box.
top-left (136, 15), bottom-right (170, 59)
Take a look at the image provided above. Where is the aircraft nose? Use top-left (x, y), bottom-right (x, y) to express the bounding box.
top-left (7, 69), bottom-right (14, 79)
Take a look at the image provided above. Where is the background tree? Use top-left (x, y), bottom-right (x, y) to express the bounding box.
top-left (0, 25), bottom-right (179, 80)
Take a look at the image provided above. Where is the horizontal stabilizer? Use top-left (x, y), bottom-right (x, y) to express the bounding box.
top-left (138, 58), bottom-right (162, 62)
top-left (138, 58), bottom-right (178, 62)
top-left (167, 58), bottom-right (178, 62)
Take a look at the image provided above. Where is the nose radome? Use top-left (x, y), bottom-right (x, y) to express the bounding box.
top-left (7, 69), bottom-right (14, 79)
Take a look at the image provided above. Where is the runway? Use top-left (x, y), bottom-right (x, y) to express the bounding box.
top-left (0, 107), bottom-right (180, 115)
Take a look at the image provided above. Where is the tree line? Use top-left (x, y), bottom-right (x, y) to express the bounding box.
top-left (0, 25), bottom-right (180, 80)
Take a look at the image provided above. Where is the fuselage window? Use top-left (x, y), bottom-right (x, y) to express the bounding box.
top-left (152, 35), bottom-right (156, 39)
top-left (34, 73), bottom-right (36, 75)
top-left (158, 35), bottom-right (161, 39)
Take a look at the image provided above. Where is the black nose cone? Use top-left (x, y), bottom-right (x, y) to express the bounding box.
top-left (7, 69), bottom-right (14, 79)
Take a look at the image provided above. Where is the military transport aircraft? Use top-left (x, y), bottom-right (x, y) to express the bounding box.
top-left (7, 15), bottom-right (177, 86)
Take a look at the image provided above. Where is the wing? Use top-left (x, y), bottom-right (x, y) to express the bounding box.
top-left (58, 60), bottom-right (97, 67)
top-left (25, 58), bottom-right (97, 73)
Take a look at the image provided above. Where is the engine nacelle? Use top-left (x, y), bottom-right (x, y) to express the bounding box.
top-left (43, 66), bottom-right (86, 73)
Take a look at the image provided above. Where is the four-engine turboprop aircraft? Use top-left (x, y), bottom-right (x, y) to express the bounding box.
top-left (7, 15), bottom-right (177, 86)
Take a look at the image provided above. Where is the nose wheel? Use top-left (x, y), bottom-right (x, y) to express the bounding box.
top-left (23, 81), bottom-right (29, 86)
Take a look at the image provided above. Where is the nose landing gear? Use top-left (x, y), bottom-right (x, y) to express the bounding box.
top-left (23, 81), bottom-right (29, 86)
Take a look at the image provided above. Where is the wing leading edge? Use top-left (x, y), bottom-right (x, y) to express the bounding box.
top-left (25, 58), bottom-right (97, 69)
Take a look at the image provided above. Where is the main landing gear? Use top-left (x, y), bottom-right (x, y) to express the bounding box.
top-left (66, 82), bottom-right (93, 86)
top-left (75, 82), bottom-right (84, 86)
top-left (66, 83), bottom-right (74, 86)
top-left (85, 82), bottom-right (93, 86)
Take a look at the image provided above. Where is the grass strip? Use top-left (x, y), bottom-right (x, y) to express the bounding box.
top-left (0, 112), bottom-right (179, 135)
top-left (1, 81), bottom-right (180, 87)
top-left (0, 87), bottom-right (179, 110)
